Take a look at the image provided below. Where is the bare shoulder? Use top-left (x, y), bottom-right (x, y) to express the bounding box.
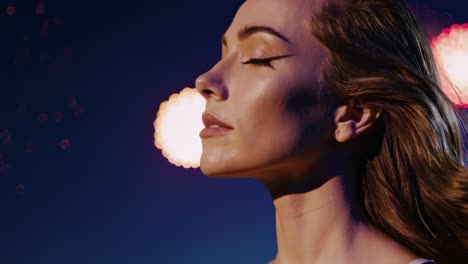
top-left (356, 225), bottom-right (422, 264)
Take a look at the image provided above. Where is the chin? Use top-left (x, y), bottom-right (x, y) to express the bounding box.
top-left (199, 164), bottom-right (223, 177)
top-left (199, 158), bottom-right (252, 178)
top-left (199, 165), bottom-right (243, 178)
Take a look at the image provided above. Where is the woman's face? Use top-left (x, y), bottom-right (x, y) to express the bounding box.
top-left (195, 0), bottom-right (335, 180)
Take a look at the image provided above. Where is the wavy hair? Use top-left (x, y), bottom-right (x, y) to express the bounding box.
top-left (308, 0), bottom-right (468, 263)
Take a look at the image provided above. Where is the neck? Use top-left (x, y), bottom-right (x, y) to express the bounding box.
top-left (261, 153), bottom-right (418, 264)
top-left (270, 175), bottom-right (367, 264)
top-left (261, 152), bottom-right (376, 264)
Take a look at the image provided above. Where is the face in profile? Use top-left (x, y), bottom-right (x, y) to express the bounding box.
top-left (195, 0), bottom-right (335, 180)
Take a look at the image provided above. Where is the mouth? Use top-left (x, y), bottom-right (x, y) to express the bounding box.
top-left (201, 112), bottom-right (233, 129)
top-left (199, 126), bottom-right (233, 138)
top-left (200, 112), bottom-right (233, 138)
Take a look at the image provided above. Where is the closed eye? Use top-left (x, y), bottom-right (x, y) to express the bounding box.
top-left (241, 54), bottom-right (295, 69)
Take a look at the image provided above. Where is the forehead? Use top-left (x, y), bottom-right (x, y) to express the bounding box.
top-left (225, 0), bottom-right (329, 42)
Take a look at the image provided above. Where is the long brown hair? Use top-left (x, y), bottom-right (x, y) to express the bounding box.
top-left (308, 0), bottom-right (468, 263)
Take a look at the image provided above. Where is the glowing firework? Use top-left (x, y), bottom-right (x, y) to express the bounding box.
top-left (154, 88), bottom-right (205, 168)
top-left (431, 23), bottom-right (468, 107)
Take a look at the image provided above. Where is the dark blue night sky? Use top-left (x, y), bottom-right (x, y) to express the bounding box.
top-left (0, 1), bottom-right (467, 263)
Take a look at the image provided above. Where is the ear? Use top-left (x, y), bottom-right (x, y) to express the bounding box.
top-left (334, 100), bottom-right (382, 143)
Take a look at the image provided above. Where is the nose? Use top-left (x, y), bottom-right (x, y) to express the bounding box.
top-left (195, 68), bottom-right (228, 101)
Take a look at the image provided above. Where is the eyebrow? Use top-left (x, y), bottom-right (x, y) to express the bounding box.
top-left (221, 25), bottom-right (291, 46)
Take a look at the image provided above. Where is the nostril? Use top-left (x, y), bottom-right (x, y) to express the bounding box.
top-left (195, 73), bottom-right (227, 99)
top-left (196, 85), bottom-right (214, 97)
top-left (202, 90), bottom-right (214, 96)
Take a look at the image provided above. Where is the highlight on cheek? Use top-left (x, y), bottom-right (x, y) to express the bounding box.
top-left (153, 88), bottom-right (205, 168)
top-left (431, 23), bottom-right (468, 107)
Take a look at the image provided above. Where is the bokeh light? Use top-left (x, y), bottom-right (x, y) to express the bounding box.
top-left (16, 184), bottom-right (25, 194)
top-left (36, 1), bottom-right (46, 16)
top-left (52, 112), bottom-right (64, 123)
top-left (0, 0), bottom-right (80, 183)
top-left (6, 3), bottom-right (16, 16)
top-left (431, 23), bottom-right (468, 107)
top-left (37, 112), bottom-right (49, 124)
top-left (153, 88), bottom-right (205, 169)
top-left (0, 153), bottom-right (12, 175)
top-left (0, 129), bottom-right (13, 146)
top-left (59, 138), bottom-right (71, 151)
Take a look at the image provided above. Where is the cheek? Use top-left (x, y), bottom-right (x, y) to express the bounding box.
top-left (199, 79), bottom-right (303, 177)
top-left (199, 67), bottom-right (330, 177)
top-left (240, 70), bottom-right (332, 161)
top-left (234, 80), bottom-right (316, 166)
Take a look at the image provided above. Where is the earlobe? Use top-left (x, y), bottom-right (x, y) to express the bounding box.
top-left (335, 120), bottom-right (357, 143)
top-left (333, 102), bottom-right (382, 143)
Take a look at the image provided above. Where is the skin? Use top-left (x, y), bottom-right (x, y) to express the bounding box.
top-left (195, 0), bottom-right (421, 263)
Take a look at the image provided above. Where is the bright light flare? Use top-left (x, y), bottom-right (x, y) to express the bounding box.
top-left (431, 23), bottom-right (468, 107)
top-left (153, 88), bottom-right (205, 168)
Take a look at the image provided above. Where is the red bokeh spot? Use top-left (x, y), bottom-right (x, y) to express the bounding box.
top-left (431, 23), bottom-right (468, 108)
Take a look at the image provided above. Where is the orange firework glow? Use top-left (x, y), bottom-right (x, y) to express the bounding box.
top-left (153, 88), bottom-right (205, 168)
top-left (431, 23), bottom-right (468, 107)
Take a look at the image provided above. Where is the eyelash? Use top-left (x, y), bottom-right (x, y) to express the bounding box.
top-left (241, 55), bottom-right (294, 69)
top-left (241, 57), bottom-right (274, 68)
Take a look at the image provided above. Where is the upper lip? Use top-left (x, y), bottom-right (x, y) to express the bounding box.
top-left (202, 112), bottom-right (233, 129)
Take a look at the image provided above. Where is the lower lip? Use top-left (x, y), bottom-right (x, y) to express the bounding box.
top-left (199, 127), bottom-right (233, 138)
